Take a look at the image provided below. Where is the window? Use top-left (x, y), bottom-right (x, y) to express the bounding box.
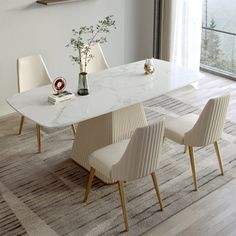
top-left (201, 0), bottom-right (236, 79)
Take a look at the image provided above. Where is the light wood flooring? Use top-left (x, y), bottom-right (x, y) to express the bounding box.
top-left (145, 178), bottom-right (236, 236)
top-left (145, 73), bottom-right (236, 236)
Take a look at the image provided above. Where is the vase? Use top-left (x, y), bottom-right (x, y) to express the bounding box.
top-left (78, 72), bottom-right (89, 96)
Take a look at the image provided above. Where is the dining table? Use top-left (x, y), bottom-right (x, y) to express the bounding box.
top-left (7, 59), bottom-right (203, 183)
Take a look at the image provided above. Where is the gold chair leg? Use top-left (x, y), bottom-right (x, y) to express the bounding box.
top-left (18, 116), bottom-right (25, 135)
top-left (184, 145), bottom-right (188, 154)
top-left (118, 181), bottom-right (129, 232)
top-left (71, 124), bottom-right (76, 137)
top-left (36, 124), bottom-right (41, 153)
top-left (188, 146), bottom-right (198, 191)
top-left (84, 167), bottom-right (95, 203)
top-left (151, 172), bottom-right (164, 211)
top-left (214, 141), bottom-right (224, 176)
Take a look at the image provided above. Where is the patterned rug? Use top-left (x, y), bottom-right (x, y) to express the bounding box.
top-left (0, 94), bottom-right (236, 236)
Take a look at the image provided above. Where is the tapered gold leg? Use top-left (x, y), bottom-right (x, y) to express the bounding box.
top-left (118, 181), bottom-right (129, 232)
top-left (18, 116), bottom-right (25, 135)
top-left (71, 124), bottom-right (76, 137)
top-left (36, 124), bottom-right (41, 153)
top-left (188, 146), bottom-right (198, 191)
top-left (84, 167), bottom-right (95, 203)
top-left (214, 141), bottom-right (224, 176)
top-left (184, 145), bottom-right (188, 154)
top-left (151, 172), bottom-right (164, 211)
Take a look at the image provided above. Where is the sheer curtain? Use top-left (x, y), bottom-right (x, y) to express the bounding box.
top-left (158, 0), bottom-right (203, 71)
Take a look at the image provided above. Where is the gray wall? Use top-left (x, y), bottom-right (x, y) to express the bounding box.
top-left (0, 0), bottom-right (154, 117)
top-left (125, 0), bottom-right (154, 63)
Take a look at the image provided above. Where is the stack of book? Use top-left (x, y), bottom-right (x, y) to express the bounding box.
top-left (48, 91), bottom-right (75, 105)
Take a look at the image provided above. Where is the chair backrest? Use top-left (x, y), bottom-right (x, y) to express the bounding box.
top-left (112, 120), bottom-right (165, 181)
top-left (17, 55), bottom-right (51, 93)
top-left (184, 94), bottom-right (230, 147)
top-left (84, 43), bottom-right (109, 74)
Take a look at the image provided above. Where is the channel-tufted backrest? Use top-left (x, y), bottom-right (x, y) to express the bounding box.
top-left (184, 94), bottom-right (230, 147)
top-left (17, 55), bottom-right (51, 93)
top-left (112, 120), bottom-right (165, 181)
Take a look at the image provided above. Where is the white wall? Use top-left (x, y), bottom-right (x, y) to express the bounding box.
top-left (0, 0), bottom-right (154, 117)
top-left (125, 0), bottom-right (154, 63)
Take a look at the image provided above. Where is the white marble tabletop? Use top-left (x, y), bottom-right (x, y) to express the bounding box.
top-left (7, 59), bottom-right (203, 128)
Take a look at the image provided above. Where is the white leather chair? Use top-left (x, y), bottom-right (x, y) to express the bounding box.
top-left (17, 55), bottom-right (51, 93)
top-left (165, 95), bottom-right (230, 191)
top-left (84, 121), bottom-right (165, 232)
top-left (17, 55), bottom-right (76, 152)
top-left (84, 43), bottom-right (109, 73)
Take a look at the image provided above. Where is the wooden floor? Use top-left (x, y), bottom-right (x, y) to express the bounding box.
top-left (145, 179), bottom-right (236, 236)
top-left (145, 73), bottom-right (236, 236)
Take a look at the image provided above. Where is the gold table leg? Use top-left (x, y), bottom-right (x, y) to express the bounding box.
top-left (36, 124), bottom-right (41, 153)
top-left (18, 116), bottom-right (25, 135)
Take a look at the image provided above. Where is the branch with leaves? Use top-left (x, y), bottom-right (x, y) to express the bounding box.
top-left (66, 15), bottom-right (116, 73)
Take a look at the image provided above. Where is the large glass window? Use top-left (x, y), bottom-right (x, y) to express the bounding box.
top-left (201, 0), bottom-right (236, 79)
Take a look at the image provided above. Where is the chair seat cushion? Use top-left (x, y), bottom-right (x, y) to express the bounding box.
top-left (89, 139), bottom-right (130, 179)
top-left (165, 114), bottom-right (199, 144)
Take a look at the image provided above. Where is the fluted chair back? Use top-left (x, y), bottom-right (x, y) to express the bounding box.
top-left (112, 120), bottom-right (165, 181)
top-left (184, 94), bottom-right (230, 147)
top-left (17, 54), bottom-right (51, 93)
top-left (85, 43), bottom-right (109, 74)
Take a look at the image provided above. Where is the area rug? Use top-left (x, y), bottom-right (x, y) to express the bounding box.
top-left (0, 94), bottom-right (236, 236)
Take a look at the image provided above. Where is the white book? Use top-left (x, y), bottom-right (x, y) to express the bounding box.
top-left (48, 95), bottom-right (73, 102)
top-left (48, 91), bottom-right (75, 104)
top-left (48, 91), bottom-right (74, 101)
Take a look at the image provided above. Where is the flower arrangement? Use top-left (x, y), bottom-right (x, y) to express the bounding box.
top-left (67, 15), bottom-right (116, 73)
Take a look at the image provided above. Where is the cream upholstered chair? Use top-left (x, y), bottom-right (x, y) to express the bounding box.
top-left (84, 121), bottom-right (165, 232)
top-left (165, 95), bottom-right (230, 191)
top-left (84, 43), bottom-right (109, 73)
top-left (17, 55), bottom-right (76, 152)
top-left (17, 55), bottom-right (51, 94)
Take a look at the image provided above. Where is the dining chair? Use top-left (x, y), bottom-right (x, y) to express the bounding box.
top-left (84, 120), bottom-right (165, 232)
top-left (85, 43), bottom-right (109, 73)
top-left (17, 54), bottom-right (76, 152)
top-left (164, 94), bottom-right (230, 191)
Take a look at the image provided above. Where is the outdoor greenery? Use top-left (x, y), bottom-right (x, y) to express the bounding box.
top-left (201, 18), bottom-right (225, 68)
top-left (67, 15), bottom-right (116, 73)
top-left (201, 0), bottom-right (236, 75)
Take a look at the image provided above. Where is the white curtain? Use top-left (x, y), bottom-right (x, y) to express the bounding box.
top-left (159, 0), bottom-right (203, 71)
